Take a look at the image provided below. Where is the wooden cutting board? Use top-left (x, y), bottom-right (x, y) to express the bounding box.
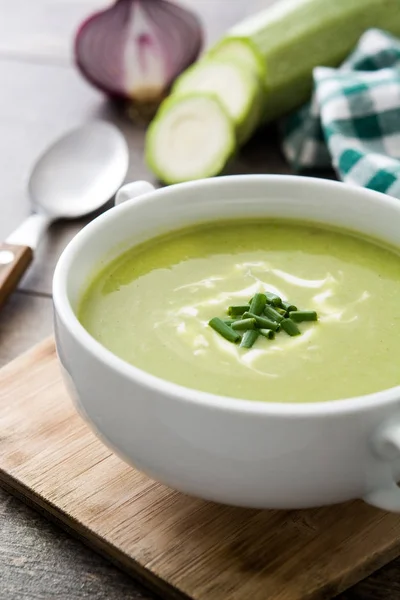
top-left (2, 338), bottom-right (400, 600)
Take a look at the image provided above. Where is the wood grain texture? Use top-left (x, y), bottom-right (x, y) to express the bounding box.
top-left (2, 339), bottom-right (400, 600)
top-left (0, 487), bottom-right (153, 600)
top-left (0, 291), bottom-right (53, 365)
top-left (0, 243), bottom-right (32, 309)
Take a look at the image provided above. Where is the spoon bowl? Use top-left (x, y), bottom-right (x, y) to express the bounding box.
top-left (0, 120), bottom-right (129, 309)
top-left (29, 121), bottom-right (129, 219)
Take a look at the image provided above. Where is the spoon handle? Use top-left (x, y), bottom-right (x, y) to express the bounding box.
top-left (0, 243), bottom-right (33, 309)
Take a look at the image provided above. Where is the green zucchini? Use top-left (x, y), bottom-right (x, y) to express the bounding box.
top-left (210, 0), bottom-right (400, 121)
top-left (172, 58), bottom-right (264, 144)
top-left (146, 0), bottom-right (400, 183)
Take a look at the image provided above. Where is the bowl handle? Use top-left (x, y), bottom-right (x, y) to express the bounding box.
top-left (364, 418), bottom-right (400, 511)
top-left (115, 181), bottom-right (155, 206)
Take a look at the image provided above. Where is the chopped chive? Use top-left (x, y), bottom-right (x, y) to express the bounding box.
top-left (259, 328), bottom-right (275, 339)
top-left (265, 292), bottom-right (282, 307)
top-left (209, 292), bottom-right (318, 349)
top-left (289, 310), bottom-right (318, 322)
top-left (228, 304), bottom-right (250, 316)
top-left (249, 293), bottom-right (267, 316)
top-left (240, 329), bottom-right (260, 348)
top-left (209, 317), bottom-right (240, 343)
top-left (231, 318), bottom-right (257, 330)
top-left (264, 304), bottom-right (284, 323)
top-left (243, 312), bottom-right (281, 331)
top-left (282, 300), bottom-right (298, 312)
top-left (281, 318), bottom-right (301, 336)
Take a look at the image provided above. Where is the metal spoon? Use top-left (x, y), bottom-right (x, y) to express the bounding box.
top-left (0, 121), bottom-right (129, 308)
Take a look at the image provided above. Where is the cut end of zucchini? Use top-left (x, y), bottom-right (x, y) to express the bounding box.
top-left (145, 93), bottom-right (235, 185)
top-left (172, 58), bottom-right (264, 144)
top-left (208, 37), bottom-right (266, 81)
top-left (173, 60), bottom-right (250, 123)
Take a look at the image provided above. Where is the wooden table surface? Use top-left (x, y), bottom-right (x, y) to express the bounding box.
top-left (0, 1), bottom-right (398, 598)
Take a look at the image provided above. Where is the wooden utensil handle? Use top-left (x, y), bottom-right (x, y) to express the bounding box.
top-left (0, 243), bottom-right (33, 309)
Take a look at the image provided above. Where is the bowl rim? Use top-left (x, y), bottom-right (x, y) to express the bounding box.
top-left (53, 174), bottom-right (400, 417)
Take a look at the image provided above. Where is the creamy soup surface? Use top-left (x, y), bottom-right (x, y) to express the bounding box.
top-left (79, 220), bottom-right (400, 403)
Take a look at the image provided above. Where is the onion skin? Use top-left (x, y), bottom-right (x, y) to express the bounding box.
top-left (75, 2), bottom-right (130, 100)
top-left (74, 0), bottom-right (203, 114)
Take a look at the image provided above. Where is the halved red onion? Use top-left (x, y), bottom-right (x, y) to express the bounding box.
top-left (75, 0), bottom-right (203, 108)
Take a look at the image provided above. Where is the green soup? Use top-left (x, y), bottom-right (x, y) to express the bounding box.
top-left (79, 220), bottom-right (400, 403)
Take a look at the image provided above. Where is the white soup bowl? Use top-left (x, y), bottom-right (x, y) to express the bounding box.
top-left (53, 175), bottom-right (400, 512)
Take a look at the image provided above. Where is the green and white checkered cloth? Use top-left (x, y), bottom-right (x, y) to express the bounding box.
top-left (282, 29), bottom-right (400, 198)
